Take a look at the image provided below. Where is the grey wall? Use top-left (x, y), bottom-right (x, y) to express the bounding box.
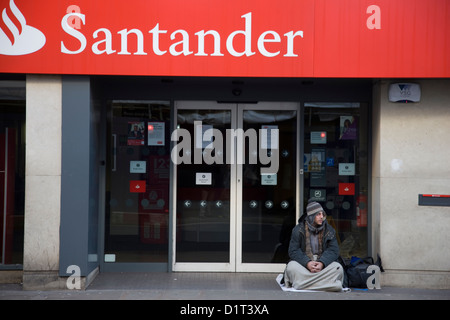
top-left (60, 76), bottom-right (100, 277)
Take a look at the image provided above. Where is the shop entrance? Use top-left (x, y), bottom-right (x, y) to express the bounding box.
top-left (173, 101), bottom-right (299, 272)
top-left (99, 77), bottom-right (371, 273)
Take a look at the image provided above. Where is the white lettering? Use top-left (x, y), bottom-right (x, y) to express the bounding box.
top-left (171, 122), bottom-right (279, 174)
top-left (226, 12), bottom-right (255, 57)
top-left (226, 128), bottom-right (258, 165)
top-left (61, 12), bottom-right (86, 54)
top-left (169, 29), bottom-right (193, 56)
top-left (195, 30), bottom-right (224, 56)
top-left (117, 29), bottom-right (147, 55)
top-left (257, 30), bottom-right (281, 57)
top-left (284, 30), bottom-right (303, 57)
top-left (180, 304), bottom-right (215, 318)
top-left (148, 23), bottom-right (167, 55)
top-left (203, 127), bottom-right (224, 164)
top-left (61, 10), bottom-right (304, 58)
top-left (171, 128), bottom-right (191, 165)
top-left (92, 28), bottom-right (116, 55)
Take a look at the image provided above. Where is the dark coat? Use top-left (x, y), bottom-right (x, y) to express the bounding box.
top-left (288, 216), bottom-right (340, 268)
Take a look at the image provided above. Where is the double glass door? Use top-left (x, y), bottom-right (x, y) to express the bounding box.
top-left (173, 101), bottom-right (299, 272)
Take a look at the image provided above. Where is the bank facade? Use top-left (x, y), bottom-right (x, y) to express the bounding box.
top-left (1, 0), bottom-right (449, 289)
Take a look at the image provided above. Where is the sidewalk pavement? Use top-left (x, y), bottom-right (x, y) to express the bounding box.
top-left (1, 272), bottom-right (449, 300)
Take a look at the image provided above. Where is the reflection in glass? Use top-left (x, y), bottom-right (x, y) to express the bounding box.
top-left (0, 99), bottom-right (25, 265)
top-left (304, 102), bottom-right (368, 259)
top-left (176, 109), bottom-right (231, 262)
top-left (105, 101), bottom-right (171, 263)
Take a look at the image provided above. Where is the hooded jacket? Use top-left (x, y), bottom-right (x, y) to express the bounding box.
top-left (288, 215), bottom-right (340, 268)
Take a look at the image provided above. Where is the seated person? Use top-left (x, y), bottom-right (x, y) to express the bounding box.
top-left (283, 200), bottom-right (344, 291)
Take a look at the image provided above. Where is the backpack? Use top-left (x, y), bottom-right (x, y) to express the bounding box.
top-left (344, 255), bottom-right (384, 288)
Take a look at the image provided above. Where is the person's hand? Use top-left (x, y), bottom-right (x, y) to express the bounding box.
top-left (306, 261), bottom-right (315, 272)
top-left (307, 261), bottom-right (324, 273)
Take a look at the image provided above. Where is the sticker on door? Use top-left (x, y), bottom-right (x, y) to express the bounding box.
top-left (339, 183), bottom-right (355, 195)
top-left (130, 180), bottom-right (146, 193)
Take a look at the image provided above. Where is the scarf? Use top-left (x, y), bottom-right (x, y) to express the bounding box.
top-left (304, 220), bottom-right (325, 261)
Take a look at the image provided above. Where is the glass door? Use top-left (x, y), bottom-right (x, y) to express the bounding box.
top-left (173, 101), bottom-right (299, 272)
top-left (173, 102), bottom-right (236, 271)
top-left (237, 103), bottom-right (299, 272)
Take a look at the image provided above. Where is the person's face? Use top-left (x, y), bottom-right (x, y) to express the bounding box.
top-left (314, 211), bottom-right (325, 226)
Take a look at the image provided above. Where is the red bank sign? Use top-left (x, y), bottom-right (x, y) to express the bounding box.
top-left (0, 0), bottom-right (449, 77)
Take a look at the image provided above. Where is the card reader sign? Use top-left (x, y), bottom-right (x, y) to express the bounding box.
top-left (339, 163), bottom-right (355, 175)
top-left (196, 173), bottom-right (212, 185)
top-left (130, 161), bottom-right (146, 173)
top-left (261, 174), bottom-right (277, 185)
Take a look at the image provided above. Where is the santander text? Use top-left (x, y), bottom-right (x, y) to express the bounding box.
top-left (61, 11), bottom-right (304, 57)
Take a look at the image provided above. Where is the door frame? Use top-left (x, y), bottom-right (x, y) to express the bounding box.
top-left (236, 102), bottom-right (300, 273)
top-left (172, 101), bottom-right (237, 272)
top-left (171, 101), bottom-right (300, 272)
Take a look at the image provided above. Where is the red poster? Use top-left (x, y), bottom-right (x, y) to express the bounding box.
top-left (130, 180), bottom-right (146, 193)
top-left (127, 121), bottom-right (145, 146)
top-left (339, 183), bottom-right (355, 195)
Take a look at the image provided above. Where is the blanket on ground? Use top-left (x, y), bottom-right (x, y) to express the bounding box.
top-left (275, 274), bottom-right (351, 293)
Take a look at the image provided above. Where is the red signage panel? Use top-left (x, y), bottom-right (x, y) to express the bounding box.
top-left (339, 183), bottom-right (355, 196)
top-left (313, 0), bottom-right (450, 78)
top-left (130, 180), bottom-right (146, 193)
top-left (0, 0), bottom-right (448, 77)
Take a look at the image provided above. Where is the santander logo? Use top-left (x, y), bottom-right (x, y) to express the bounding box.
top-left (0, 0), bottom-right (46, 55)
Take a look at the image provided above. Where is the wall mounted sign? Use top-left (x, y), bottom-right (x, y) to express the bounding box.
top-left (418, 194), bottom-right (450, 207)
top-left (0, 0), bottom-right (448, 78)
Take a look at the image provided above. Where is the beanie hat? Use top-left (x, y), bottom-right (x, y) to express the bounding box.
top-left (306, 201), bottom-right (325, 217)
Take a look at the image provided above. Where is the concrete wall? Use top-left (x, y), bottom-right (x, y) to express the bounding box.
top-left (372, 79), bottom-right (450, 289)
top-left (23, 75), bottom-right (64, 289)
top-left (22, 75), bottom-right (99, 290)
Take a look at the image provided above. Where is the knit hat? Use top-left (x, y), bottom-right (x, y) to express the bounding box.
top-left (306, 201), bottom-right (325, 217)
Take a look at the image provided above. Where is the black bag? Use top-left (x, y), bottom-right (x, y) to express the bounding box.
top-left (345, 255), bottom-right (384, 288)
